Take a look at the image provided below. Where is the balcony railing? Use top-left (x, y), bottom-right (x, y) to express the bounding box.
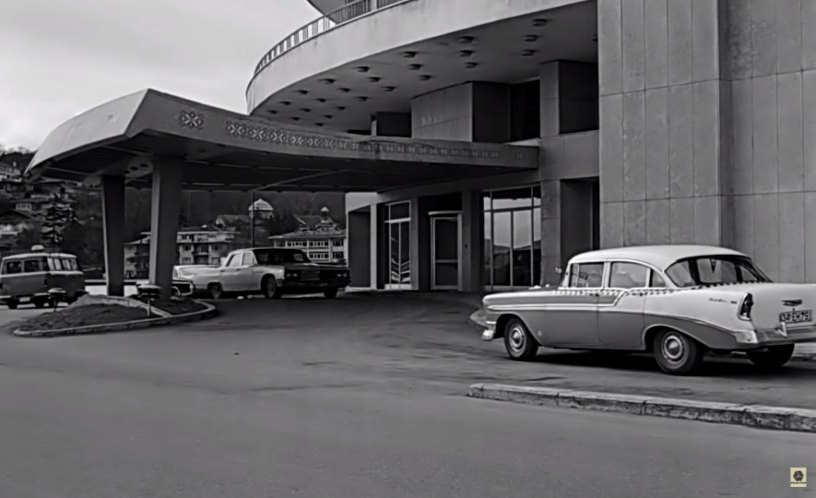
top-left (253, 0), bottom-right (414, 78)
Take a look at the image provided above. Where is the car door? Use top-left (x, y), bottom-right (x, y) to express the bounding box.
top-left (219, 253), bottom-right (245, 292)
top-left (598, 261), bottom-right (650, 349)
top-left (545, 261), bottom-right (604, 348)
top-left (237, 251), bottom-right (260, 291)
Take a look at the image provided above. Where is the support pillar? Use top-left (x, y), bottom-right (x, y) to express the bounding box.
top-left (148, 160), bottom-right (183, 300)
top-left (460, 190), bottom-right (483, 293)
top-left (102, 176), bottom-right (125, 296)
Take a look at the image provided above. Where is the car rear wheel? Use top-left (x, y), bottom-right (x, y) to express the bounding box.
top-left (262, 276), bottom-right (282, 299)
top-left (747, 344), bottom-right (795, 369)
top-left (208, 283), bottom-right (223, 300)
top-left (5, 299), bottom-right (18, 310)
top-left (653, 329), bottom-right (704, 375)
top-left (503, 318), bottom-right (538, 361)
top-left (323, 287), bottom-right (338, 299)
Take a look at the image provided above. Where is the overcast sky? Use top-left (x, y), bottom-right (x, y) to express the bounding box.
top-left (0, 0), bottom-right (316, 150)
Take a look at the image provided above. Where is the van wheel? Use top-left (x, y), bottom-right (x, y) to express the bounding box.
top-left (6, 300), bottom-right (18, 310)
top-left (503, 318), bottom-right (538, 361)
top-left (208, 283), bottom-right (223, 300)
top-left (653, 330), bottom-right (704, 375)
top-left (747, 344), bottom-right (795, 369)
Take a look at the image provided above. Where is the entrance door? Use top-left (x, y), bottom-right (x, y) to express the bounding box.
top-left (431, 215), bottom-right (462, 290)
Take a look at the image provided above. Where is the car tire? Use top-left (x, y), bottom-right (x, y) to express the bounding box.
top-left (208, 283), bottom-right (224, 300)
top-left (653, 329), bottom-right (704, 375)
top-left (262, 276), bottom-right (282, 299)
top-left (6, 300), bottom-right (18, 310)
top-left (747, 344), bottom-right (795, 369)
top-left (323, 287), bottom-right (338, 299)
top-left (503, 318), bottom-right (538, 361)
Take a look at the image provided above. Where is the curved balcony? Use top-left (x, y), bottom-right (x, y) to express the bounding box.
top-left (253, 0), bottom-right (413, 78)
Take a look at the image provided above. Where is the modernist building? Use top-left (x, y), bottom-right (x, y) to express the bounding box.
top-left (26, 0), bottom-right (816, 298)
top-left (125, 227), bottom-right (239, 278)
top-left (269, 207), bottom-right (347, 263)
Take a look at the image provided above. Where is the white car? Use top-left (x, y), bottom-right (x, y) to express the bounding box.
top-left (174, 265), bottom-right (220, 297)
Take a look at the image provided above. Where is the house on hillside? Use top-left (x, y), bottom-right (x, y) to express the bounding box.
top-left (269, 207), bottom-right (346, 263)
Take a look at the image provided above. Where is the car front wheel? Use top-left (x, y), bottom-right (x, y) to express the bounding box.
top-left (503, 318), bottom-right (538, 361)
top-left (262, 276), bottom-right (282, 299)
top-left (323, 287), bottom-right (338, 299)
top-left (208, 283), bottom-right (223, 300)
top-left (653, 329), bottom-right (704, 375)
top-left (747, 344), bottom-right (795, 369)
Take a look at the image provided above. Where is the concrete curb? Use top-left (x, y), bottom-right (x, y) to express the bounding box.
top-left (467, 383), bottom-right (816, 433)
top-left (12, 301), bottom-right (218, 338)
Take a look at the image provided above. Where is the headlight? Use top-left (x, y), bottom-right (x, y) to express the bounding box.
top-left (285, 271), bottom-right (299, 279)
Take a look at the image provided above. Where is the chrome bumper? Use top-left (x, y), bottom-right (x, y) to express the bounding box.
top-left (481, 327), bottom-right (496, 341)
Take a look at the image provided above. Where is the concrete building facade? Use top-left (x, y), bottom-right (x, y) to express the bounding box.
top-left (25, 0), bottom-right (816, 297)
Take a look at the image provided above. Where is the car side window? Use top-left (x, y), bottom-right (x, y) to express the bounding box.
top-left (228, 254), bottom-right (243, 267)
top-left (568, 262), bottom-right (604, 288)
top-left (649, 271), bottom-right (667, 288)
top-left (23, 259), bottom-right (41, 273)
top-left (4, 261), bottom-right (22, 274)
top-left (242, 252), bottom-right (256, 266)
top-left (608, 262), bottom-right (649, 289)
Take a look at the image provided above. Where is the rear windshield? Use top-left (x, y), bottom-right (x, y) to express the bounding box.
top-left (665, 255), bottom-right (770, 288)
top-left (254, 249), bottom-right (309, 264)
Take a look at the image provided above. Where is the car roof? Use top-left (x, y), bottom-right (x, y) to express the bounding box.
top-left (568, 245), bottom-right (748, 270)
top-left (2, 252), bottom-right (76, 261)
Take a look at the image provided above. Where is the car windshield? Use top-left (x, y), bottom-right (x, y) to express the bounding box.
top-left (665, 255), bottom-right (771, 288)
top-left (253, 249), bottom-right (309, 265)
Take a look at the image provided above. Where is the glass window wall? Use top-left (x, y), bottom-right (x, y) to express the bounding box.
top-left (483, 186), bottom-right (542, 290)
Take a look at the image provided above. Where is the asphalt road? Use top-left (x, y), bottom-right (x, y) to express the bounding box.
top-left (0, 295), bottom-right (813, 497)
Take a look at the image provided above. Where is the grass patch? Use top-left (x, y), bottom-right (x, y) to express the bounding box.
top-left (17, 304), bottom-right (157, 332)
top-left (132, 297), bottom-right (207, 315)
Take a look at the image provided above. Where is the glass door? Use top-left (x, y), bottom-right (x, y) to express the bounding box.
top-left (431, 215), bottom-right (461, 290)
top-left (385, 218), bottom-right (411, 290)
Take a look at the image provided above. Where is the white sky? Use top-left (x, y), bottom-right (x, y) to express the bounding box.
top-left (0, 0), bottom-right (317, 150)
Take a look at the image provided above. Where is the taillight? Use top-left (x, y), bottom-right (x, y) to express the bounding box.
top-left (738, 293), bottom-right (753, 320)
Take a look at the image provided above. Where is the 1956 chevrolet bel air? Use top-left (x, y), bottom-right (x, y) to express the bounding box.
top-left (479, 245), bottom-right (816, 375)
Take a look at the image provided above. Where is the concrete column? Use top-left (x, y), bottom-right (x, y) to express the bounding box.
top-left (460, 190), bottom-right (483, 292)
top-left (101, 176), bottom-right (125, 297)
top-left (148, 160), bottom-right (183, 299)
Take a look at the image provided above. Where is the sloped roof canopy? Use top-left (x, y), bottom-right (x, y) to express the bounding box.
top-left (27, 90), bottom-right (537, 192)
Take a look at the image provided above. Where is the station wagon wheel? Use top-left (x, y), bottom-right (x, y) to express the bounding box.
top-left (653, 329), bottom-right (703, 375)
top-left (208, 283), bottom-right (223, 300)
top-left (746, 344), bottom-right (795, 369)
top-left (503, 318), bottom-right (538, 361)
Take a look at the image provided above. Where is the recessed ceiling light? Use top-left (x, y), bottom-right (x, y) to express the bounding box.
top-left (279, 101), bottom-right (291, 106)
top-left (324, 114), bottom-right (334, 119)
top-left (356, 66), bottom-right (370, 73)
top-left (316, 98), bottom-right (327, 103)
top-left (401, 51), bottom-right (417, 58)
top-left (521, 49), bottom-right (537, 56)
top-left (459, 50), bottom-right (474, 57)
top-left (357, 96), bottom-right (369, 102)
top-left (418, 74), bottom-right (432, 81)
top-left (291, 117), bottom-right (300, 121)
top-left (297, 90), bottom-right (309, 95)
top-left (408, 64), bottom-right (423, 70)
top-left (368, 76), bottom-right (381, 82)
top-left (465, 62), bottom-right (479, 69)
top-left (268, 110), bottom-right (278, 114)
top-left (315, 122), bottom-right (324, 127)
top-left (591, 34), bottom-right (598, 42)
top-left (336, 106), bottom-right (346, 111)
top-left (339, 87), bottom-right (351, 92)
top-left (532, 18), bottom-right (549, 27)
top-left (300, 108), bottom-right (311, 113)
top-left (319, 78), bottom-right (335, 85)
top-left (524, 34), bottom-right (539, 42)
top-left (458, 36), bottom-right (475, 44)
top-left (382, 86), bottom-right (396, 92)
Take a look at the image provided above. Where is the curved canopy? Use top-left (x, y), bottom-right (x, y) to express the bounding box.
top-left (27, 89), bottom-right (537, 192)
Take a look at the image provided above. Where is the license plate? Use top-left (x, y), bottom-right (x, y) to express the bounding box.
top-left (779, 310), bottom-right (812, 324)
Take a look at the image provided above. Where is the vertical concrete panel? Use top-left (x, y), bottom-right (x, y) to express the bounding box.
top-left (622, 92), bottom-right (646, 201)
top-left (779, 192), bottom-right (805, 282)
top-left (645, 88), bottom-right (670, 199)
top-left (803, 71), bottom-right (816, 190)
top-left (668, 0), bottom-right (693, 85)
top-left (752, 76), bottom-right (779, 194)
top-left (732, 194), bottom-right (755, 255)
top-left (621, 0), bottom-right (645, 92)
top-left (804, 0), bottom-right (816, 70)
top-left (623, 200), bottom-right (646, 245)
top-left (728, 0), bottom-right (754, 78)
top-left (600, 94), bottom-right (624, 203)
top-left (599, 0), bottom-right (623, 95)
top-left (719, 195), bottom-right (735, 248)
top-left (101, 176), bottom-right (125, 297)
top-left (601, 202), bottom-right (624, 248)
top-left (776, 0), bottom-right (803, 74)
top-left (692, 81), bottom-right (720, 197)
top-left (719, 81), bottom-right (733, 199)
top-left (644, 0), bottom-right (668, 89)
top-left (668, 85), bottom-right (694, 197)
top-left (645, 199), bottom-right (671, 244)
top-left (693, 196), bottom-right (721, 245)
top-left (691, 0), bottom-right (719, 82)
top-left (149, 161), bottom-right (183, 299)
top-left (540, 62), bottom-right (560, 137)
top-left (730, 79), bottom-right (754, 195)
top-left (669, 197), bottom-right (695, 243)
top-left (777, 72), bottom-right (804, 192)
top-left (751, 0), bottom-right (777, 77)
top-left (752, 194), bottom-right (780, 280)
top-left (347, 210), bottom-right (371, 288)
top-left (805, 193), bottom-right (816, 282)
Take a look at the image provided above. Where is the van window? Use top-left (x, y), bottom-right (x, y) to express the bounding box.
top-left (62, 258), bottom-right (78, 271)
top-left (3, 261), bottom-right (22, 274)
top-left (48, 257), bottom-right (63, 271)
top-left (24, 259), bottom-right (42, 273)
